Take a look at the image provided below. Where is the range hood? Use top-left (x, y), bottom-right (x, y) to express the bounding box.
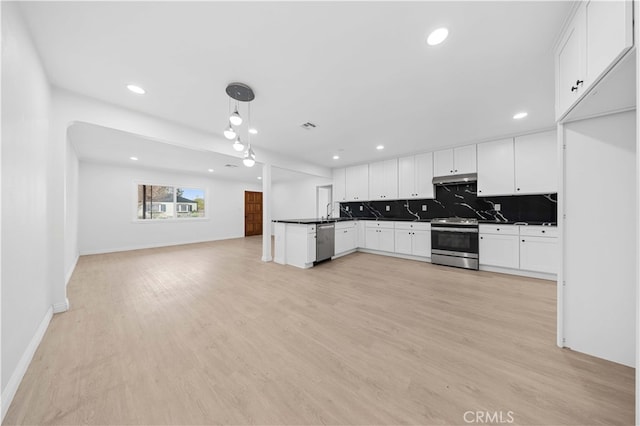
top-left (432, 173), bottom-right (477, 186)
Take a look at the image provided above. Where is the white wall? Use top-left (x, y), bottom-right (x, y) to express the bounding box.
top-left (78, 161), bottom-right (261, 254)
top-left (562, 110), bottom-right (636, 367)
top-left (1, 2), bottom-right (54, 419)
top-left (65, 144), bottom-right (79, 284)
top-left (272, 175), bottom-right (333, 222)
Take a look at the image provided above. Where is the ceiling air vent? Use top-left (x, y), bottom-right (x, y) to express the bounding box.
top-left (224, 164), bottom-right (239, 168)
top-left (300, 122), bottom-right (317, 130)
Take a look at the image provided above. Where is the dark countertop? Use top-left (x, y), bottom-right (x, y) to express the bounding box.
top-left (478, 220), bottom-right (557, 226)
top-left (273, 217), bottom-right (432, 224)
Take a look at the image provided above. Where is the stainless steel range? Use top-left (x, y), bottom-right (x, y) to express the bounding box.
top-left (431, 218), bottom-right (479, 270)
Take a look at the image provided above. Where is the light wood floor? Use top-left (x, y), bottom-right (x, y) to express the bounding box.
top-left (4, 237), bottom-right (635, 425)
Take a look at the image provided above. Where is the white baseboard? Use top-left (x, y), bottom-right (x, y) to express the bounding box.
top-left (479, 265), bottom-right (556, 281)
top-left (52, 298), bottom-right (70, 313)
top-left (1, 306), bottom-right (53, 422)
top-left (79, 235), bottom-right (243, 256)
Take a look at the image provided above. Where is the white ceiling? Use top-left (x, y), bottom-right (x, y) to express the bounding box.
top-left (68, 122), bottom-right (311, 184)
top-left (20, 1), bottom-right (572, 170)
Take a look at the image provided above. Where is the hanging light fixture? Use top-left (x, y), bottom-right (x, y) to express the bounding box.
top-left (243, 144), bottom-right (256, 167)
top-left (224, 82), bottom-right (256, 167)
top-left (229, 103), bottom-right (243, 126)
top-left (223, 123), bottom-right (236, 140)
top-left (232, 136), bottom-right (245, 152)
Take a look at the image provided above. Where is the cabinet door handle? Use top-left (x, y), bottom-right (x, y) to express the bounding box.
top-left (541, 230), bottom-right (546, 233)
top-left (571, 85), bottom-right (579, 92)
top-left (454, 169), bottom-right (458, 173)
top-left (480, 236), bottom-right (483, 239)
top-left (522, 239), bottom-right (525, 242)
top-left (516, 188), bottom-right (520, 191)
top-left (576, 79), bottom-right (584, 87)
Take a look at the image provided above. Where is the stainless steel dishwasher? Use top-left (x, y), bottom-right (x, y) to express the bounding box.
top-left (315, 223), bottom-right (335, 264)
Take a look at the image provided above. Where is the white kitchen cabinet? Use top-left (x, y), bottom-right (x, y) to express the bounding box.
top-left (278, 223), bottom-right (316, 268)
top-left (477, 138), bottom-right (515, 197)
top-left (365, 222), bottom-right (394, 252)
top-left (369, 158), bottom-right (398, 200)
top-left (345, 164), bottom-right (369, 201)
top-left (334, 221), bottom-right (358, 255)
top-left (357, 220), bottom-right (366, 248)
top-left (394, 222), bottom-right (431, 257)
top-left (514, 131), bottom-right (558, 194)
top-left (585, 0), bottom-right (633, 87)
top-left (398, 153), bottom-right (434, 199)
top-left (555, 0), bottom-right (633, 118)
top-left (333, 168), bottom-right (346, 203)
top-left (433, 144), bottom-right (476, 177)
top-left (478, 225), bottom-right (520, 269)
top-left (556, 5), bottom-right (586, 116)
top-left (307, 226), bottom-right (317, 264)
top-left (519, 226), bottom-right (558, 274)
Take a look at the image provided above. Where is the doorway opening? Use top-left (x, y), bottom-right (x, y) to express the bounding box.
top-left (244, 191), bottom-right (263, 236)
top-left (316, 185), bottom-right (333, 219)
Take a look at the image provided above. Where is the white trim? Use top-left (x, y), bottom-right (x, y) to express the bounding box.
top-left (1, 306), bottom-right (53, 422)
top-left (478, 265), bottom-right (556, 281)
top-left (79, 235), bottom-right (243, 256)
top-left (356, 248), bottom-right (430, 263)
top-left (52, 298), bottom-right (70, 313)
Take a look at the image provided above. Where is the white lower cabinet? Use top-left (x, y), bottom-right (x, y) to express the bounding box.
top-left (479, 225), bottom-right (520, 269)
top-left (365, 222), bottom-right (394, 252)
top-left (519, 226), bottom-right (558, 274)
top-left (479, 224), bottom-right (558, 276)
top-left (394, 222), bottom-right (431, 257)
top-left (334, 221), bottom-right (358, 255)
top-left (307, 226), bottom-right (317, 265)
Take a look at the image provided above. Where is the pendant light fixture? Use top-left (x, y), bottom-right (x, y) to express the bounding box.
top-left (229, 103), bottom-right (243, 126)
top-left (232, 136), bottom-right (245, 152)
top-left (224, 82), bottom-right (257, 167)
top-left (223, 123), bottom-right (236, 140)
top-left (243, 144), bottom-right (256, 167)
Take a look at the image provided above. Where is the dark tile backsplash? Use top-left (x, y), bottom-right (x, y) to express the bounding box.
top-left (339, 183), bottom-right (557, 223)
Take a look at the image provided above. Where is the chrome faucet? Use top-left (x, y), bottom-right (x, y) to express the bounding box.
top-left (326, 202), bottom-right (333, 219)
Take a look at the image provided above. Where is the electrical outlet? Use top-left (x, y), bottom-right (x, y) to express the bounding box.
top-left (359, 205), bottom-right (363, 211)
top-left (345, 206), bottom-right (349, 211)
top-left (386, 205), bottom-right (390, 211)
top-left (422, 205), bottom-right (427, 211)
top-left (495, 203), bottom-right (501, 212)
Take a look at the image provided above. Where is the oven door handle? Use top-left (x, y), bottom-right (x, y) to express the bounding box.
top-left (432, 227), bottom-right (478, 233)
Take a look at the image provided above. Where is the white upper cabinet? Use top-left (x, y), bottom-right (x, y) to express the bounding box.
top-left (585, 0), bottom-right (633, 84)
top-left (345, 164), bottom-right (369, 201)
top-left (433, 145), bottom-right (476, 177)
top-left (333, 167), bottom-right (346, 203)
top-left (477, 138), bottom-right (514, 197)
top-left (514, 130), bottom-right (558, 194)
top-left (555, 0), bottom-right (633, 119)
top-left (369, 159), bottom-right (398, 200)
top-left (398, 152), bottom-right (434, 199)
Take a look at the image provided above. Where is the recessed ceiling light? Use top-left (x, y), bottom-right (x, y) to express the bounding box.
top-left (129, 156), bottom-right (138, 161)
top-left (249, 128), bottom-right (258, 135)
top-left (376, 145), bottom-right (384, 150)
top-left (257, 176), bottom-right (262, 180)
top-left (513, 111), bottom-right (528, 120)
top-left (207, 168), bottom-right (214, 172)
top-left (126, 84), bottom-right (146, 95)
top-left (427, 28), bottom-right (449, 46)
top-left (333, 155), bottom-right (340, 160)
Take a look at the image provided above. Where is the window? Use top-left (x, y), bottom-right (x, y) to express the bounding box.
top-left (137, 185), bottom-right (205, 220)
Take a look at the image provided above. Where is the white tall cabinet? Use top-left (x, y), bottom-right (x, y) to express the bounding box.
top-left (398, 153), bottom-right (434, 199)
top-left (333, 168), bottom-right (346, 204)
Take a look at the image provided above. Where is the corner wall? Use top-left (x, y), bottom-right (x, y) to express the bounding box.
top-left (1, 2), bottom-right (54, 419)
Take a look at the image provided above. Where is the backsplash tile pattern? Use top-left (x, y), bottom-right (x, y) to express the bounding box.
top-left (339, 183), bottom-right (557, 223)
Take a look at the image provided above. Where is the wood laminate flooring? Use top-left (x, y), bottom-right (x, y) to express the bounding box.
top-left (4, 237), bottom-right (635, 425)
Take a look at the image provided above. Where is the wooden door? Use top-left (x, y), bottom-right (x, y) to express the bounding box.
top-left (244, 191), bottom-right (263, 236)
